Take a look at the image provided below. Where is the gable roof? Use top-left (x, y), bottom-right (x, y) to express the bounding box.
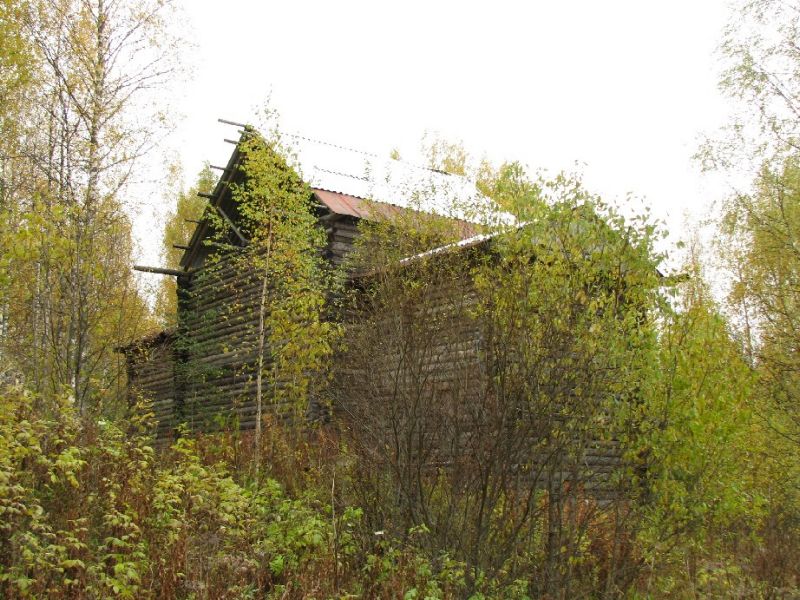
top-left (287, 134), bottom-right (507, 225)
top-left (177, 131), bottom-right (509, 271)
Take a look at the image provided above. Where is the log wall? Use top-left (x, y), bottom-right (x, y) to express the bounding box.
top-left (325, 217), bottom-right (360, 266)
top-left (178, 252), bottom-right (280, 433)
top-left (124, 333), bottom-right (177, 443)
top-left (332, 256), bottom-right (623, 499)
top-left (125, 216), bottom-right (622, 498)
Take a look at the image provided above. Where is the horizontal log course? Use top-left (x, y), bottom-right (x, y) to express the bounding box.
top-left (183, 283), bottom-right (264, 319)
top-left (129, 222), bottom-right (629, 496)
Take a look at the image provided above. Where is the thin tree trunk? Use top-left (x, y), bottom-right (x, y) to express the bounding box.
top-left (254, 221), bottom-right (273, 473)
top-left (546, 466), bottom-right (563, 598)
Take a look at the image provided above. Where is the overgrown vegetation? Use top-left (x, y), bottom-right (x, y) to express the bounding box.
top-left (334, 174), bottom-right (663, 596)
top-left (3, 0), bottom-right (800, 597)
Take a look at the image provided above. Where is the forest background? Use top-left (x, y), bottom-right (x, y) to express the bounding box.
top-left (2, 0), bottom-right (800, 598)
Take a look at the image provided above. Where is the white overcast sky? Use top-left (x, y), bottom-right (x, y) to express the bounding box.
top-left (134, 0), bottom-right (736, 270)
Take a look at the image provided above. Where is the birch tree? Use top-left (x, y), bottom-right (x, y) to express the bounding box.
top-left (154, 165), bottom-right (215, 327)
top-left (0, 0), bottom-right (181, 411)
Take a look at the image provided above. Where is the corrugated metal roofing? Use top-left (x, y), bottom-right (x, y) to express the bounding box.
top-left (312, 189), bottom-right (407, 220)
top-left (313, 188), bottom-right (482, 237)
top-left (286, 134), bottom-right (513, 227)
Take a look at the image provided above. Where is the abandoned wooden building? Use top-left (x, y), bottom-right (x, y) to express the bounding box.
top-left (124, 130), bottom-right (495, 438)
top-left (124, 129), bottom-right (644, 495)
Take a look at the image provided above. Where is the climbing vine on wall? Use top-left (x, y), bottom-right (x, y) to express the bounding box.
top-left (230, 130), bottom-right (339, 448)
top-left (170, 128), bottom-right (339, 452)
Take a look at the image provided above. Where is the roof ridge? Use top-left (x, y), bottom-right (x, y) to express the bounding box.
top-left (284, 130), bottom-right (459, 177)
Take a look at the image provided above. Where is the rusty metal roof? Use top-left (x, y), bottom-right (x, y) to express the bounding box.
top-left (288, 134), bottom-right (513, 227)
top-left (312, 188), bottom-right (407, 220)
top-left (312, 188), bottom-right (481, 237)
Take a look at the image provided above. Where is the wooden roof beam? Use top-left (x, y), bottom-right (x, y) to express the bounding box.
top-left (218, 118), bottom-right (247, 128)
top-left (134, 265), bottom-right (188, 276)
top-left (197, 192), bottom-right (249, 246)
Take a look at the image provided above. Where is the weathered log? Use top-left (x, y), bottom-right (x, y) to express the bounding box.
top-left (134, 265), bottom-right (187, 276)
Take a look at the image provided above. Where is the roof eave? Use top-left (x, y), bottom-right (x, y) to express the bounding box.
top-left (179, 142), bottom-right (243, 270)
